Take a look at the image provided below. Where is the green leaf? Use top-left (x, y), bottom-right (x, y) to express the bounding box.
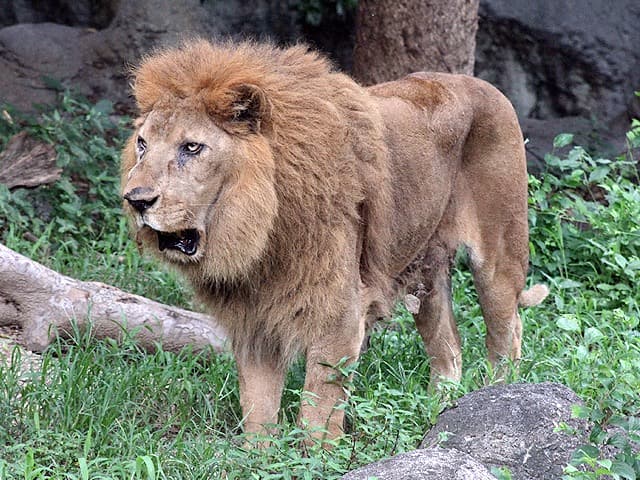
top-left (573, 444), bottom-right (600, 461)
top-left (611, 460), bottom-right (637, 479)
top-left (137, 455), bottom-right (156, 479)
top-left (597, 458), bottom-right (613, 470)
top-left (589, 166), bottom-right (611, 183)
top-left (557, 316), bottom-right (581, 332)
top-left (94, 99), bottom-right (113, 115)
top-left (558, 279), bottom-right (583, 289)
top-left (78, 457), bottom-right (89, 480)
top-left (544, 153), bottom-right (562, 167)
top-left (576, 344), bottom-right (589, 360)
top-left (614, 253), bottom-right (628, 270)
top-left (491, 466), bottom-right (513, 480)
top-left (584, 327), bottom-right (604, 345)
top-left (41, 75), bottom-right (65, 91)
top-left (554, 133), bottom-right (575, 148)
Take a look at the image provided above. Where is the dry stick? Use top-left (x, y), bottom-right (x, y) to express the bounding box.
top-left (0, 243), bottom-right (227, 353)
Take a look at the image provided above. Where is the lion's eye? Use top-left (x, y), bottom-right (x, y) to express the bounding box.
top-left (181, 142), bottom-right (203, 155)
top-left (136, 136), bottom-right (147, 155)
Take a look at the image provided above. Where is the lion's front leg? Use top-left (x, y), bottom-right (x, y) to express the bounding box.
top-left (236, 355), bottom-right (286, 438)
top-left (299, 310), bottom-right (365, 443)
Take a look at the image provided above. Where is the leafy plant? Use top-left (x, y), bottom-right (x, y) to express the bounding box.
top-left (563, 406), bottom-right (640, 479)
top-left (527, 131), bottom-right (640, 479)
top-left (298, 0), bottom-right (357, 26)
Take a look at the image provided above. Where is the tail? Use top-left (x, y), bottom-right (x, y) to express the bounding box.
top-left (518, 284), bottom-right (549, 307)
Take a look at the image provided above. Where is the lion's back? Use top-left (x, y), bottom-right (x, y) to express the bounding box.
top-left (366, 72), bottom-right (526, 278)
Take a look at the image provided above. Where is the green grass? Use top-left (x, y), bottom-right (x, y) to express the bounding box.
top-left (0, 94), bottom-right (639, 479)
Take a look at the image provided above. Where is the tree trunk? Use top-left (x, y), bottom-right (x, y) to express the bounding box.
top-left (353, 0), bottom-right (479, 85)
top-left (0, 243), bottom-right (227, 353)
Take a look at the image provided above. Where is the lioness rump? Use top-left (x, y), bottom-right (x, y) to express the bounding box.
top-left (121, 40), bottom-right (547, 440)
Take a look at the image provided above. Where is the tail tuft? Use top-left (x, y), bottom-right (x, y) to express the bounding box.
top-left (518, 284), bottom-right (549, 307)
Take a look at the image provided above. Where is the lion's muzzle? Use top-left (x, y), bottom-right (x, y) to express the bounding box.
top-left (156, 229), bottom-right (200, 256)
top-left (123, 187), bottom-right (158, 213)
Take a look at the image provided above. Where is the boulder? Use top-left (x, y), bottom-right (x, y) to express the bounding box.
top-left (1, 0), bottom-right (117, 29)
top-left (476, 0), bottom-right (640, 168)
top-left (0, 1), bottom-right (214, 111)
top-left (340, 382), bottom-right (588, 479)
top-left (0, 0), bottom-right (325, 112)
top-left (420, 382), bottom-right (588, 480)
top-left (476, 0), bottom-right (640, 123)
top-left (340, 447), bottom-right (496, 480)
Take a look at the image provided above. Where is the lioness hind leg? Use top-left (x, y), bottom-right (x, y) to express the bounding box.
top-left (414, 242), bottom-right (462, 384)
top-left (467, 236), bottom-right (527, 374)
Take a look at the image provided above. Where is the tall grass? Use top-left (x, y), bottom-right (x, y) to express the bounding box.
top-left (0, 94), bottom-right (638, 478)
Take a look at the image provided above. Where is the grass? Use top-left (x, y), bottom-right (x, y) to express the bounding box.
top-left (0, 93), bottom-right (639, 479)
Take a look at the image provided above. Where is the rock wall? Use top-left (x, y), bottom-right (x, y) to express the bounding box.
top-left (476, 0), bottom-right (640, 124)
top-left (0, 0), bottom-right (353, 111)
top-left (0, 0), bottom-right (638, 162)
top-left (476, 0), bottom-right (640, 165)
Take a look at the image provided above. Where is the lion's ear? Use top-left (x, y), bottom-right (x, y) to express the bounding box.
top-left (228, 84), bottom-right (271, 134)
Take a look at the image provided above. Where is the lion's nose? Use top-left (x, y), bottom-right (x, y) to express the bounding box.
top-left (123, 187), bottom-right (158, 213)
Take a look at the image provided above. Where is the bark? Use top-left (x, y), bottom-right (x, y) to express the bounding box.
top-left (0, 242), bottom-right (227, 353)
top-left (353, 0), bottom-right (479, 85)
top-left (0, 131), bottom-right (61, 189)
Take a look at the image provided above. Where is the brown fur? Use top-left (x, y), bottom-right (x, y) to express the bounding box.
top-left (121, 39), bottom-right (547, 440)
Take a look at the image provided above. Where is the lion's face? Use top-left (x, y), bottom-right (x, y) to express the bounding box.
top-left (122, 97), bottom-right (278, 280)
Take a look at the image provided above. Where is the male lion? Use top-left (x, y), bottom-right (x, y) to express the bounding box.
top-left (121, 40), bottom-right (548, 441)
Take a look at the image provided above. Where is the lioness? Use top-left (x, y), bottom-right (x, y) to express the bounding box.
top-left (121, 40), bottom-right (548, 440)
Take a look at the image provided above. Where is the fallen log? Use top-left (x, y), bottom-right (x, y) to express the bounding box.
top-left (0, 242), bottom-right (227, 353)
top-left (0, 131), bottom-right (61, 190)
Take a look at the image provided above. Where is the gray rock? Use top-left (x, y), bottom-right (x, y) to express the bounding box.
top-left (0, 1), bottom-right (17, 28)
top-left (0, 1), bottom-right (213, 110)
top-left (475, 0), bottom-right (640, 169)
top-left (340, 447), bottom-right (496, 480)
top-left (420, 382), bottom-right (588, 480)
top-left (0, 0), bottom-right (309, 111)
top-left (0, 23), bottom-right (89, 107)
top-left (4, 0), bottom-right (117, 29)
top-left (476, 0), bottom-right (640, 124)
top-left (520, 116), bottom-right (626, 174)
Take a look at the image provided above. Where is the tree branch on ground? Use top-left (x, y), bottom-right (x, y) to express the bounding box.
top-left (0, 242), bottom-right (228, 354)
top-left (0, 132), bottom-right (61, 190)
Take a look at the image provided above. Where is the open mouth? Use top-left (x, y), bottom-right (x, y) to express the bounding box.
top-left (156, 229), bottom-right (200, 256)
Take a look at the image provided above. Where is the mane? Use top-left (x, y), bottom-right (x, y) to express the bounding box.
top-left (134, 40), bottom-right (332, 115)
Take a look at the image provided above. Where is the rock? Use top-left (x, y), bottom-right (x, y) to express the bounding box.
top-left (520, 116), bottom-right (627, 174)
top-left (0, 23), bottom-right (92, 108)
top-left (476, 0), bottom-right (640, 123)
top-left (0, 1), bottom-right (216, 111)
top-left (0, 1), bottom-right (309, 112)
top-left (3, 0), bottom-right (117, 29)
top-left (475, 0), bottom-right (640, 169)
top-left (0, 2), bottom-right (16, 28)
top-left (340, 447), bottom-right (496, 480)
top-left (420, 382), bottom-right (588, 480)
